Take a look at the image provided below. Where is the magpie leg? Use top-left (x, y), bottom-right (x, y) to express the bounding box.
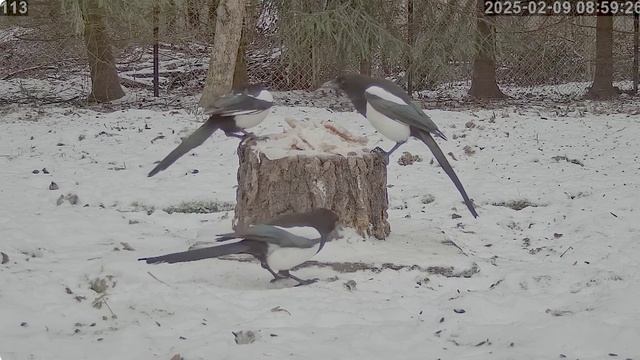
top-left (371, 141), bottom-right (406, 165)
top-left (225, 132), bottom-right (245, 139)
top-left (371, 147), bottom-right (389, 165)
top-left (269, 275), bottom-right (288, 283)
top-left (385, 141), bottom-right (406, 157)
top-left (280, 270), bottom-right (318, 287)
top-left (261, 261), bottom-right (286, 281)
top-left (240, 129), bottom-right (256, 138)
top-left (240, 130), bottom-right (259, 146)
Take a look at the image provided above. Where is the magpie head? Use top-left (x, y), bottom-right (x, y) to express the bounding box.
top-left (303, 208), bottom-right (339, 236)
top-left (310, 209), bottom-right (339, 253)
top-left (321, 73), bottom-right (354, 91)
top-left (322, 72), bottom-right (373, 101)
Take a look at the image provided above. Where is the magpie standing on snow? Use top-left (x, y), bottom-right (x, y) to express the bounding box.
top-left (322, 73), bottom-right (478, 218)
top-left (147, 84), bottom-right (273, 177)
top-left (139, 208), bottom-right (340, 286)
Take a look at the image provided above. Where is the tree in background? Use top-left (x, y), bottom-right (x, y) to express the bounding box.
top-left (80, 0), bottom-right (125, 102)
top-left (165, 0), bottom-right (177, 29)
top-left (233, 27), bottom-right (249, 89)
top-left (208, 0), bottom-right (220, 36)
top-left (186, 0), bottom-right (200, 30)
top-left (232, 0), bottom-right (262, 89)
top-left (200, 0), bottom-right (246, 106)
top-left (409, 0), bottom-right (476, 91)
top-left (468, 0), bottom-right (505, 98)
top-left (587, 13), bottom-right (618, 99)
top-left (276, 0), bottom-right (404, 88)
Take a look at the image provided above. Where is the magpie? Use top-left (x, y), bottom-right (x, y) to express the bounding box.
top-left (147, 84), bottom-right (273, 177)
top-left (139, 208), bottom-right (340, 286)
top-left (322, 73), bottom-right (478, 218)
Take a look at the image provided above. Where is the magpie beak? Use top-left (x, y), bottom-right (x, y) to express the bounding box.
top-left (318, 224), bottom-right (344, 253)
top-left (320, 79), bottom-right (340, 90)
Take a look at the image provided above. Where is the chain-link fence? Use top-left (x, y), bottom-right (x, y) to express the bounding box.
top-left (0, 0), bottom-right (638, 107)
top-left (247, 5), bottom-right (638, 100)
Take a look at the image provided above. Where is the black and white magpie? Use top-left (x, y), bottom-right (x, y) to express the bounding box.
top-left (147, 84), bottom-right (273, 177)
top-left (139, 208), bottom-right (340, 286)
top-left (323, 73), bottom-right (478, 218)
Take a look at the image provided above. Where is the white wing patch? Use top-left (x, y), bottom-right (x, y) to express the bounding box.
top-left (273, 226), bottom-right (321, 240)
top-left (365, 86), bottom-right (407, 105)
top-left (222, 109), bottom-right (258, 116)
top-left (252, 90), bottom-right (274, 102)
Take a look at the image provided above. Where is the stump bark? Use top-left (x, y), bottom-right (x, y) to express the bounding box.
top-left (233, 121), bottom-right (390, 239)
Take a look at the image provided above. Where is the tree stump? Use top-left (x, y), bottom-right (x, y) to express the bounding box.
top-left (233, 119), bottom-right (390, 239)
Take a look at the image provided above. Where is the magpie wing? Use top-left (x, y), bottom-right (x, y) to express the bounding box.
top-left (364, 92), bottom-right (446, 140)
top-left (147, 118), bottom-right (220, 177)
top-left (216, 224), bottom-right (316, 249)
top-left (203, 93), bottom-right (273, 117)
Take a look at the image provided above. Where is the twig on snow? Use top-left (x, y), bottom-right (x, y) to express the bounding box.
top-left (147, 271), bottom-right (172, 287)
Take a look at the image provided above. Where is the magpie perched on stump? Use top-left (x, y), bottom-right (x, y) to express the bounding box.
top-left (147, 84), bottom-right (273, 177)
top-left (322, 73), bottom-right (478, 218)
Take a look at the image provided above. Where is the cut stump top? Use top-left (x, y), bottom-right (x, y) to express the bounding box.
top-left (234, 118), bottom-right (391, 239)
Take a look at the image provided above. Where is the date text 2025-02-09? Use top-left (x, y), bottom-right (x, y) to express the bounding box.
top-left (484, 0), bottom-right (640, 15)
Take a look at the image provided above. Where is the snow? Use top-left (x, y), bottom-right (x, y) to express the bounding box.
top-left (0, 26), bottom-right (32, 43)
top-left (1, 98), bottom-right (640, 360)
top-left (417, 80), bottom-right (636, 102)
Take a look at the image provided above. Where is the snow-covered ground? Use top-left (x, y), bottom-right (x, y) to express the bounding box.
top-left (1, 98), bottom-right (640, 360)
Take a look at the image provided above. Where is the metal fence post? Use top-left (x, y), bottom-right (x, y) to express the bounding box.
top-left (153, 0), bottom-right (160, 97)
top-left (634, 14), bottom-right (639, 94)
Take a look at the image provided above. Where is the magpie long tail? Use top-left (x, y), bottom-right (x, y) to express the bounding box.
top-left (413, 129), bottom-right (479, 218)
top-left (147, 117), bottom-right (221, 177)
top-left (433, 129), bottom-right (447, 141)
top-left (139, 241), bottom-right (251, 264)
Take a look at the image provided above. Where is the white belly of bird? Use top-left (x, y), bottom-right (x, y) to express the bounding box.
top-left (366, 103), bottom-right (411, 142)
top-left (266, 244), bottom-right (319, 272)
top-left (272, 226), bottom-right (321, 239)
top-left (234, 109), bottom-right (269, 129)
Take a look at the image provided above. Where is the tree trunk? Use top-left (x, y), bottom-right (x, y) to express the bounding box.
top-left (208, 0), bottom-right (220, 38)
top-left (233, 26), bottom-right (249, 89)
top-left (233, 121), bottom-right (391, 240)
top-left (82, 0), bottom-right (124, 103)
top-left (587, 13), bottom-right (618, 99)
top-left (468, 0), bottom-right (505, 99)
top-left (200, 0), bottom-right (246, 107)
top-left (186, 0), bottom-right (200, 30)
top-left (165, 0), bottom-right (177, 30)
top-left (359, 56), bottom-right (371, 76)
